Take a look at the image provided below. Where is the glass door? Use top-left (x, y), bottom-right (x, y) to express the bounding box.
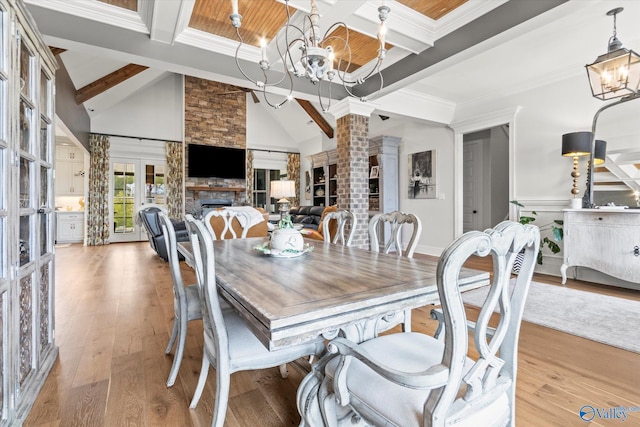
top-left (110, 157), bottom-right (165, 243)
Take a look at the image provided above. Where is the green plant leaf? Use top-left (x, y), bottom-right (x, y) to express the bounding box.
top-left (519, 215), bottom-right (536, 225)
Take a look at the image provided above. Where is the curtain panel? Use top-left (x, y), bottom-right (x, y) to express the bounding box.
top-left (287, 153), bottom-right (300, 207)
top-left (246, 150), bottom-right (254, 206)
top-left (87, 134), bottom-right (110, 245)
top-left (165, 141), bottom-right (183, 218)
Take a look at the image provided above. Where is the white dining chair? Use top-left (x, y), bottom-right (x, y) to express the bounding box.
top-left (368, 211), bottom-right (422, 333)
top-left (369, 210), bottom-right (422, 258)
top-left (184, 215), bottom-right (326, 427)
top-left (203, 208), bottom-right (252, 239)
top-left (322, 209), bottom-right (357, 246)
top-left (315, 221), bottom-right (540, 427)
top-left (158, 211), bottom-right (202, 387)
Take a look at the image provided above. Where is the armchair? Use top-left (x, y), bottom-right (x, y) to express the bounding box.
top-left (138, 207), bottom-right (188, 261)
top-left (311, 221), bottom-right (539, 427)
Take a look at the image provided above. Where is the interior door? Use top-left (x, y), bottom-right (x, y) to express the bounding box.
top-left (463, 141), bottom-right (482, 232)
top-left (109, 158), bottom-right (165, 243)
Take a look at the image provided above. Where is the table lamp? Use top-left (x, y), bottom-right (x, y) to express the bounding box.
top-left (562, 131), bottom-right (592, 208)
top-left (270, 180), bottom-right (296, 221)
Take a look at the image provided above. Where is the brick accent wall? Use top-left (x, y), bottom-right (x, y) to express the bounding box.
top-left (184, 76), bottom-right (247, 210)
top-left (337, 114), bottom-right (370, 249)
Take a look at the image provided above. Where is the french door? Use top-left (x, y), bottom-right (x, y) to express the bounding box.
top-left (109, 157), bottom-right (165, 243)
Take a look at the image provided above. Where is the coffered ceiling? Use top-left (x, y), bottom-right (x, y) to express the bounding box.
top-left (22, 0), bottom-right (640, 143)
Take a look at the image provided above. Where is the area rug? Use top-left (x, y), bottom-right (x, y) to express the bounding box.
top-left (462, 281), bottom-right (640, 353)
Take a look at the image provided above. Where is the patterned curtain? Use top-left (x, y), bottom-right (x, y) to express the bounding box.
top-left (87, 133), bottom-right (110, 246)
top-left (165, 141), bottom-right (183, 218)
top-left (246, 150), bottom-right (254, 206)
top-left (287, 153), bottom-right (300, 207)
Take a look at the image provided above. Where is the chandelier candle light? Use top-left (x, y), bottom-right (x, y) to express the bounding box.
top-left (230, 0), bottom-right (390, 111)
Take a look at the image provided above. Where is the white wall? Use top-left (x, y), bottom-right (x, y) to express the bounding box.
top-left (91, 73), bottom-right (183, 141)
top-left (398, 122), bottom-right (454, 255)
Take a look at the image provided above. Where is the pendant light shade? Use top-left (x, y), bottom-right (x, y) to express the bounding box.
top-left (594, 139), bottom-right (607, 165)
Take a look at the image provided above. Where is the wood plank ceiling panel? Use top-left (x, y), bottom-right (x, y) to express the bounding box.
top-left (396, 0), bottom-right (468, 20)
top-left (190, 0), bottom-right (290, 48)
top-left (324, 26), bottom-right (391, 73)
top-left (97, 0), bottom-right (137, 12)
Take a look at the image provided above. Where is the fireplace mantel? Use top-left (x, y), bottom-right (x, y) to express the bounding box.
top-left (186, 186), bottom-right (246, 201)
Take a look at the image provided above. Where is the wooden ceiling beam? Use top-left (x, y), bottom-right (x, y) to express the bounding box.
top-left (49, 46), bottom-right (66, 56)
top-left (295, 99), bottom-right (334, 139)
top-left (76, 64), bottom-right (149, 104)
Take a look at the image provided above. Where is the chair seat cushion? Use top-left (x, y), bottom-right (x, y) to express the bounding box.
top-left (325, 333), bottom-right (509, 427)
top-left (222, 309), bottom-right (323, 372)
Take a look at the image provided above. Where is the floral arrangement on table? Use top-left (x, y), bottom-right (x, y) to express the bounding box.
top-left (278, 215), bottom-right (295, 230)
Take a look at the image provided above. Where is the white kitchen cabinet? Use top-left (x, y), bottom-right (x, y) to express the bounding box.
top-left (561, 209), bottom-right (640, 285)
top-left (55, 145), bottom-right (83, 161)
top-left (55, 160), bottom-right (84, 195)
top-left (56, 212), bottom-right (84, 243)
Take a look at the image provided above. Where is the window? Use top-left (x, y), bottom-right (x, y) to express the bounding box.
top-left (253, 169), bottom-right (284, 213)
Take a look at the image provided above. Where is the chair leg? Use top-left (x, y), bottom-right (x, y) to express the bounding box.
top-left (402, 309), bottom-right (412, 332)
top-left (212, 364), bottom-right (231, 427)
top-left (279, 363), bottom-right (289, 378)
top-left (190, 354), bottom-right (210, 409)
top-left (166, 316), bottom-right (188, 387)
top-left (165, 316), bottom-right (179, 354)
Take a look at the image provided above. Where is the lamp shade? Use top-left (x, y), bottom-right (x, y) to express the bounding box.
top-left (270, 180), bottom-right (296, 199)
top-left (562, 131), bottom-right (592, 157)
top-left (594, 139), bottom-right (607, 165)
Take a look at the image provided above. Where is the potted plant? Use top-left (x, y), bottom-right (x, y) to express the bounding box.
top-left (510, 200), bottom-right (563, 266)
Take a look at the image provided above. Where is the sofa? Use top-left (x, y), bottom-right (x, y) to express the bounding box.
top-left (289, 206), bottom-right (327, 230)
top-left (289, 205), bottom-right (338, 241)
top-left (138, 207), bottom-right (188, 261)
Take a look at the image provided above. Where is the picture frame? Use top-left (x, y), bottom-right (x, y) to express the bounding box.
top-left (408, 150), bottom-right (436, 199)
top-left (370, 165), bottom-right (379, 179)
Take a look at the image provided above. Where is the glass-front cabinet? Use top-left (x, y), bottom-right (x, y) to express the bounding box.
top-left (0, 0), bottom-right (58, 423)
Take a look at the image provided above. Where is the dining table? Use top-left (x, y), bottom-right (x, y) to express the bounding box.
top-left (177, 236), bottom-right (490, 351)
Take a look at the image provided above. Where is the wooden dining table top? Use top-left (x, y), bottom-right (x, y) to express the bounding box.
top-left (178, 237), bottom-right (490, 350)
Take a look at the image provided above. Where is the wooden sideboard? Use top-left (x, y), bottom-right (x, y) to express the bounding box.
top-left (561, 209), bottom-right (640, 284)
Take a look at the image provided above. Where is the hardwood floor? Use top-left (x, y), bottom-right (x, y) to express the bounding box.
top-left (25, 242), bottom-right (640, 426)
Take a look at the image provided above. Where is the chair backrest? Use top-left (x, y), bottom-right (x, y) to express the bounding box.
top-left (368, 211), bottom-right (422, 258)
top-left (139, 207), bottom-right (165, 237)
top-left (204, 208), bottom-right (268, 240)
top-left (158, 211), bottom-right (187, 302)
top-left (322, 210), bottom-right (357, 246)
top-left (428, 220), bottom-right (540, 424)
top-left (184, 215), bottom-right (230, 362)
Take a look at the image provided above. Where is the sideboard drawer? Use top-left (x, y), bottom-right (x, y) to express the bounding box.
top-left (562, 209), bottom-right (640, 284)
top-left (565, 210), bottom-right (640, 226)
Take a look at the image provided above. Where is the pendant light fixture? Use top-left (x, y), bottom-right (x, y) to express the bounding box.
top-left (586, 7), bottom-right (640, 100)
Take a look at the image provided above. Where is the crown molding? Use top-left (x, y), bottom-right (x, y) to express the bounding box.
top-left (24, 0), bottom-right (148, 34)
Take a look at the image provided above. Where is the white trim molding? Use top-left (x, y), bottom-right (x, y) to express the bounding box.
top-left (449, 106), bottom-right (522, 237)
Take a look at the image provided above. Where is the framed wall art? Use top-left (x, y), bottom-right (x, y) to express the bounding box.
top-left (408, 150), bottom-right (436, 199)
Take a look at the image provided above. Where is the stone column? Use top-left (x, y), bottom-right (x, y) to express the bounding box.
top-left (330, 99), bottom-right (376, 249)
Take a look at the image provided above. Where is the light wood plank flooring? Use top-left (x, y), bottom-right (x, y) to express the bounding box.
top-left (25, 242), bottom-right (640, 426)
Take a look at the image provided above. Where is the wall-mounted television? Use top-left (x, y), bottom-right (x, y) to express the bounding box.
top-left (187, 144), bottom-right (246, 179)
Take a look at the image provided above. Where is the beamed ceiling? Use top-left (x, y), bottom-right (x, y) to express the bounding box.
top-left (23, 0), bottom-right (640, 146)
